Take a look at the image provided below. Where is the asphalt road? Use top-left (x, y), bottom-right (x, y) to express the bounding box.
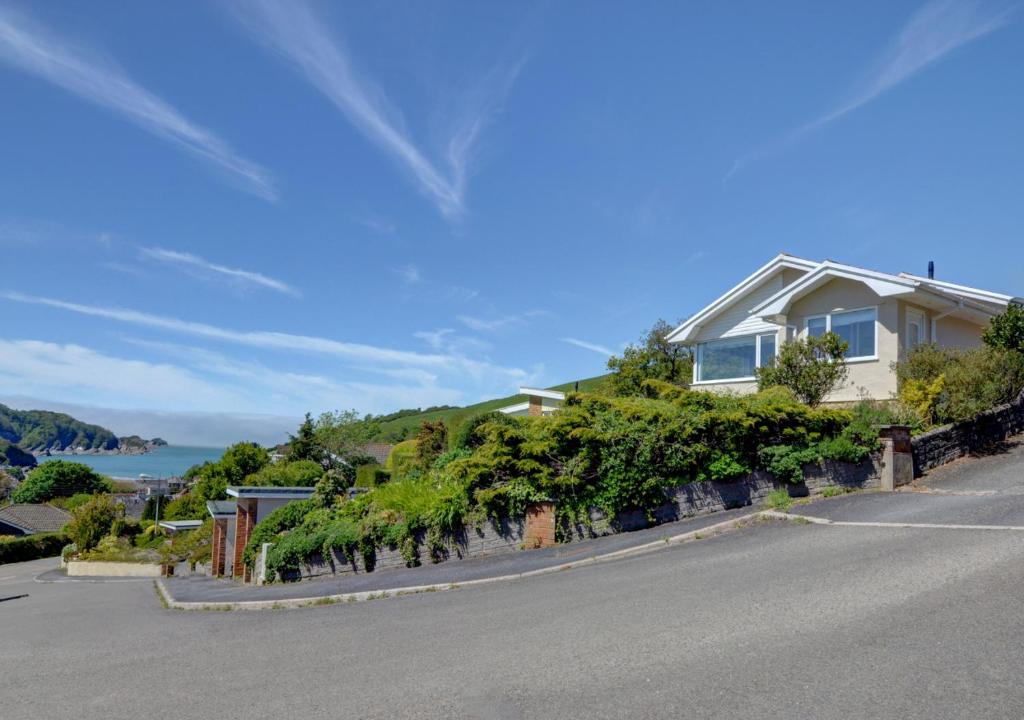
top-left (3, 444), bottom-right (1024, 719)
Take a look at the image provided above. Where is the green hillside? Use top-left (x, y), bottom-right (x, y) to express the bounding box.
top-left (0, 439), bottom-right (37, 467)
top-left (372, 375), bottom-right (610, 443)
top-left (0, 403), bottom-right (119, 453)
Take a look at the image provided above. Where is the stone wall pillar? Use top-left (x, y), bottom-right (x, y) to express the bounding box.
top-left (878, 425), bottom-right (913, 490)
top-left (525, 501), bottom-right (556, 548)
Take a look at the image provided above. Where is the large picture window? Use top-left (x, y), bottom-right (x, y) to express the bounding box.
top-left (804, 307), bottom-right (877, 360)
top-left (696, 332), bottom-right (778, 382)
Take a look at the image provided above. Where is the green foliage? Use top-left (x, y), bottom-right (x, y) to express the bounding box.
top-left (755, 333), bottom-right (849, 406)
top-left (0, 403), bottom-right (117, 452)
top-left (248, 385), bottom-right (878, 582)
top-left (607, 319), bottom-right (692, 397)
top-left (895, 344), bottom-right (1024, 425)
top-left (162, 493), bottom-right (207, 520)
top-left (246, 459), bottom-right (324, 487)
top-left (160, 519), bottom-right (213, 567)
top-left (82, 535), bottom-right (156, 563)
top-left (0, 532), bottom-right (68, 564)
top-left (983, 303), bottom-right (1024, 353)
top-left (385, 440), bottom-right (420, 481)
top-left (242, 499), bottom-right (313, 569)
top-left (0, 439), bottom-right (36, 468)
top-left (898, 375), bottom-right (945, 426)
top-left (415, 420), bottom-right (448, 470)
top-left (311, 469), bottom-right (350, 508)
top-left (65, 494), bottom-right (121, 551)
top-left (12, 460), bottom-right (112, 503)
top-left (313, 409), bottom-right (380, 464)
top-left (172, 441), bottom-right (272, 514)
top-left (286, 413), bottom-right (322, 464)
top-left (764, 487), bottom-right (793, 511)
top-left (355, 464), bottom-right (391, 487)
top-left (452, 411), bottom-right (513, 451)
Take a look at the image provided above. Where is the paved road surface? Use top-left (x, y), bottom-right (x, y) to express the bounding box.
top-left (3, 442), bottom-right (1024, 719)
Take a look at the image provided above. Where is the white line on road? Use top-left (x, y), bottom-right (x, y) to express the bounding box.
top-left (763, 510), bottom-right (1024, 531)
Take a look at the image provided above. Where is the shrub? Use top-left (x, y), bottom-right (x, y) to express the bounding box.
top-left (246, 459), bottom-right (324, 487)
top-left (0, 532), bottom-right (68, 564)
top-left (355, 463), bottom-right (379, 487)
top-left (162, 494), bottom-right (207, 521)
top-left (242, 499), bottom-right (313, 569)
top-left (607, 319), bottom-right (693, 397)
top-left (65, 494), bottom-right (121, 552)
top-left (82, 535), bottom-right (155, 563)
top-left (385, 439), bottom-right (419, 481)
top-left (11, 461), bottom-right (112, 504)
top-left (983, 303), bottom-right (1024, 353)
top-left (415, 420), bottom-right (448, 470)
top-left (311, 469), bottom-right (350, 508)
top-left (755, 333), bottom-right (849, 406)
top-left (895, 345), bottom-right (1024, 424)
top-left (452, 411), bottom-right (515, 450)
top-left (898, 375), bottom-right (945, 426)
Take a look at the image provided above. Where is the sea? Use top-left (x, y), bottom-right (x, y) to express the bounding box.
top-left (38, 445), bottom-right (226, 480)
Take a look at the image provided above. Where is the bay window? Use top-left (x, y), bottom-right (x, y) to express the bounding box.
top-left (695, 332), bottom-right (778, 382)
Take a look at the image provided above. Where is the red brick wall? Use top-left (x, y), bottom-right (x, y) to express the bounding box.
top-left (528, 396), bottom-right (543, 417)
top-left (232, 500), bottom-right (255, 579)
top-left (524, 501), bottom-right (556, 548)
top-left (211, 519), bottom-right (226, 576)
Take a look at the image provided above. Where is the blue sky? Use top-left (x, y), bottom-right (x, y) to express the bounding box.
top-left (1, 0), bottom-right (1022, 445)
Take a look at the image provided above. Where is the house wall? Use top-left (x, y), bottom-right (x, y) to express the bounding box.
top-left (934, 314), bottom-right (985, 350)
top-left (693, 270), bottom-right (787, 342)
top-left (787, 278), bottom-right (899, 401)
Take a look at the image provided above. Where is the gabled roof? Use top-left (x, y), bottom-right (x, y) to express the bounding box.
top-left (666, 253), bottom-right (818, 343)
top-left (751, 260), bottom-right (1019, 319)
top-left (0, 504), bottom-right (72, 534)
top-left (361, 443), bottom-right (394, 465)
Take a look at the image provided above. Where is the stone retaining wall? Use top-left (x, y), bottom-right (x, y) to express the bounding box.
top-left (912, 390), bottom-right (1024, 476)
top-left (281, 456), bottom-right (881, 582)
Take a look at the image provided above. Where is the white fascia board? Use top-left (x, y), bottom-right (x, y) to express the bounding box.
top-left (498, 402), bottom-right (530, 415)
top-left (667, 253), bottom-right (818, 343)
top-left (226, 487), bottom-right (316, 500)
top-left (518, 387), bottom-right (566, 400)
top-left (751, 262), bottom-right (917, 317)
top-left (899, 273), bottom-right (1018, 305)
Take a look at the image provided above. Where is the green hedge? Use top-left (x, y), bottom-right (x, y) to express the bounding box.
top-left (0, 532), bottom-right (69, 565)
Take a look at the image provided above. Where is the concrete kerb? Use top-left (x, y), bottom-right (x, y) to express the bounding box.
top-left (156, 510), bottom-right (774, 612)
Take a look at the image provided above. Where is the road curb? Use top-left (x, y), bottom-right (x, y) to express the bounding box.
top-left (157, 510), bottom-right (769, 611)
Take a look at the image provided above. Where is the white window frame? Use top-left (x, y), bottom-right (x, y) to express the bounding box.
top-left (906, 308), bottom-right (925, 349)
top-left (693, 332), bottom-right (779, 384)
top-left (802, 306), bottom-right (879, 363)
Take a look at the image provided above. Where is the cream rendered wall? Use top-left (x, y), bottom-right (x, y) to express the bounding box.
top-left (935, 314), bottom-right (985, 350)
top-left (787, 278), bottom-right (899, 401)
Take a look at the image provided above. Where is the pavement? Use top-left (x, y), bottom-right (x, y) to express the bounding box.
top-left (2, 439), bottom-right (1024, 719)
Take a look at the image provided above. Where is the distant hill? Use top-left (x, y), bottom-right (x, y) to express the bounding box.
top-left (0, 403), bottom-right (162, 456)
top-left (371, 375), bottom-right (610, 443)
top-left (0, 439), bottom-right (36, 467)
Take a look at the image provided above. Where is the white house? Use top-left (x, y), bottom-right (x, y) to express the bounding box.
top-left (499, 387), bottom-right (566, 417)
top-left (668, 253), bottom-right (1021, 402)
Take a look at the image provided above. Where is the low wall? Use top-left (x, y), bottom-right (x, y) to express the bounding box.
top-left (66, 561), bottom-right (164, 577)
top-left (912, 390), bottom-right (1024, 476)
top-left (280, 456), bottom-right (881, 583)
top-left (566, 458), bottom-right (881, 540)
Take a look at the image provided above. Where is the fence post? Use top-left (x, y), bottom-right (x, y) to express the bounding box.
top-left (255, 542), bottom-right (273, 585)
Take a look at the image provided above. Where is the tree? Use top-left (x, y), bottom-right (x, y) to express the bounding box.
top-left (246, 460), bottom-right (324, 487)
top-left (286, 413), bottom-right (323, 464)
top-left (983, 303), bottom-right (1024, 354)
top-left (755, 333), bottom-right (849, 407)
top-left (11, 460), bottom-right (112, 504)
top-left (66, 494), bottom-right (120, 551)
top-left (415, 420), bottom-right (448, 470)
top-left (0, 469), bottom-right (17, 502)
top-left (313, 410), bottom-right (379, 466)
top-left (607, 319), bottom-right (693, 397)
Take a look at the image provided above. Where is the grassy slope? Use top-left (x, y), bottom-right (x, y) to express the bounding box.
top-left (372, 374), bottom-right (610, 443)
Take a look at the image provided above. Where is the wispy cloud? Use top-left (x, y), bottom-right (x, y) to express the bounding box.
top-left (393, 263), bottom-right (421, 284)
top-left (140, 247), bottom-right (298, 297)
top-left (561, 337), bottom-right (615, 357)
top-left (0, 6), bottom-right (275, 199)
top-left (0, 292), bottom-right (532, 391)
top-left (229, 0), bottom-right (523, 217)
top-left (727, 0), bottom-right (1014, 179)
top-left (457, 309), bottom-right (548, 333)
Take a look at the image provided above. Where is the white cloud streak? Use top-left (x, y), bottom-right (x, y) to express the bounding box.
top-left (560, 337), bottom-right (615, 357)
top-left (140, 247), bottom-right (298, 296)
top-left (0, 6), bottom-right (275, 199)
top-left (393, 263), bottom-right (421, 284)
top-left (727, 0), bottom-right (1014, 180)
top-left (229, 0), bottom-right (522, 217)
top-left (1, 291), bottom-right (531, 387)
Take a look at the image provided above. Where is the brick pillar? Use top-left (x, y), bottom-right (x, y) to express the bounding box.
top-left (211, 519), bottom-right (226, 576)
top-left (525, 501), bottom-right (556, 548)
top-left (233, 499), bottom-right (256, 579)
top-left (528, 395), bottom-right (543, 417)
top-left (878, 425), bottom-right (913, 490)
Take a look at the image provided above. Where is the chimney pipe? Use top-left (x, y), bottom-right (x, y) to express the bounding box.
top-left (928, 260), bottom-right (934, 280)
